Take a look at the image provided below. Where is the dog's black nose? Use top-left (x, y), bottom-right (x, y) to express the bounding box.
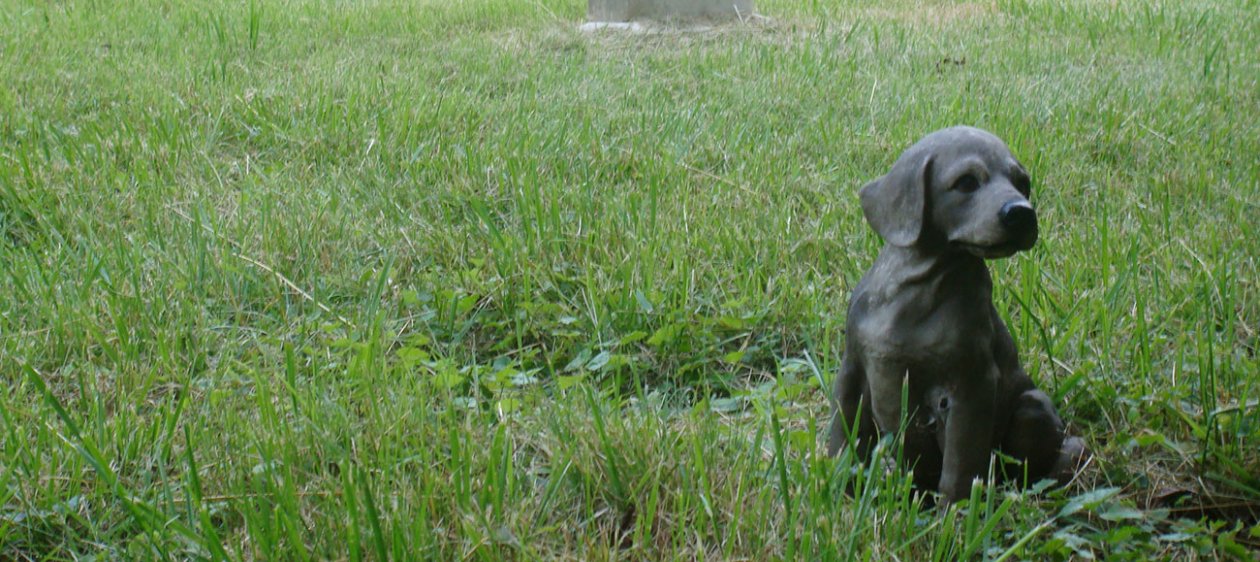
top-left (999, 201), bottom-right (1038, 245)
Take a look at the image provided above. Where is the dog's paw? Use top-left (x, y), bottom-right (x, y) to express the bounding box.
top-left (1050, 436), bottom-right (1089, 485)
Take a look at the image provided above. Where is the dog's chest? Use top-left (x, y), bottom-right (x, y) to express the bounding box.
top-left (854, 293), bottom-right (994, 371)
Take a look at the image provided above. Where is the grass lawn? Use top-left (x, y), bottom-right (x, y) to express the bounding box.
top-left (2, 0), bottom-right (1258, 558)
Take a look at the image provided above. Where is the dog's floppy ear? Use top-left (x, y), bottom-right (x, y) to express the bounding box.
top-left (859, 153), bottom-right (933, 247)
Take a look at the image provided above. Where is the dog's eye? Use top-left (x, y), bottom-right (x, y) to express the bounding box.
top-left (952, 174), bottom-right (981, 193)
top-left (1013, 176), bottom-right (1032, 198)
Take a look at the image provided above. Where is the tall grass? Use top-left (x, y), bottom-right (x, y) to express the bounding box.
top-left (1, 0), bottom-right (1257, 558)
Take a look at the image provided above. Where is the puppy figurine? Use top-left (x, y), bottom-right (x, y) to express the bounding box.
top-left (827, 126), bottom-right (1085, 502)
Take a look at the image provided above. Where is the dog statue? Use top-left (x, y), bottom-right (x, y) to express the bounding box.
top-left (827, 126), bottom-right (1086, 502)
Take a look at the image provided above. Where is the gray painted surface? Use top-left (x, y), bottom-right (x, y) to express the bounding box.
top-left (826, 127), bottom-right (1086, 503)
top-left (588, 0), bottom-right (754, 22)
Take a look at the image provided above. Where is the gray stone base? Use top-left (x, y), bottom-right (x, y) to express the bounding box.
top-left (587, 0), bottom-right (754, 24)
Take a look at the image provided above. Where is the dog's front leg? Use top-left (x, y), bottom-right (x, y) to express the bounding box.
top-left (937, 376), bottom-right (998, 503)
top-left (828, 355), bottom-right (876, 458)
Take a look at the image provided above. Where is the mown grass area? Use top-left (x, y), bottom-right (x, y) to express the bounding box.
top-left (1, 0), bottom-right (1258, 558)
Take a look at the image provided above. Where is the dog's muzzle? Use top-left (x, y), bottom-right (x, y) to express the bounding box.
top-left (999, 201), bottom-right (1038, 250)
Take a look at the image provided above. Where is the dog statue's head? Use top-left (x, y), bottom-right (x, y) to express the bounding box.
top-left (860, 126), bottom-right (1037, 259)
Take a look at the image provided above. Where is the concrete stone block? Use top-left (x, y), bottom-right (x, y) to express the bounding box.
top-left (587, 0), bottom-right (754, 23)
